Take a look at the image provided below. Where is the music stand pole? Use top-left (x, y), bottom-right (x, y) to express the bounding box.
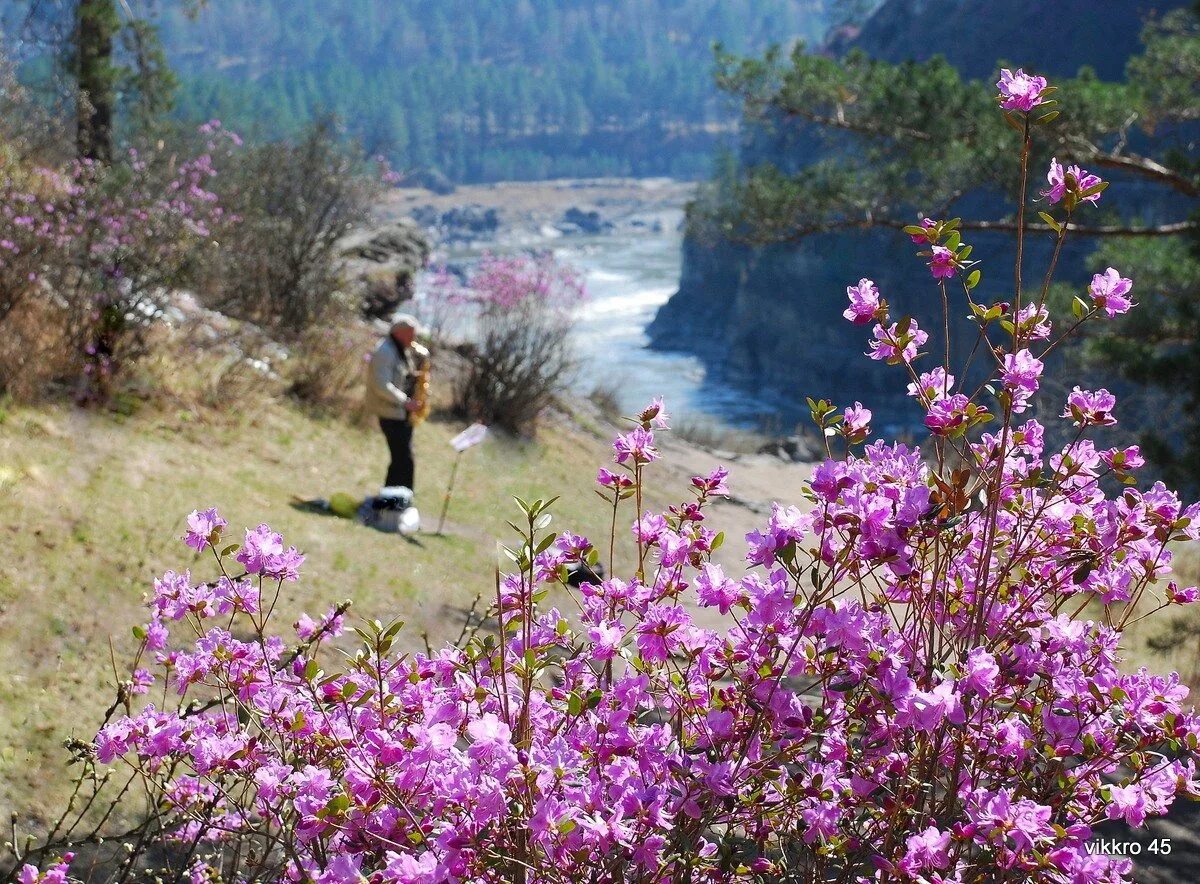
top-left (436, 450), bottom-right (463, 536)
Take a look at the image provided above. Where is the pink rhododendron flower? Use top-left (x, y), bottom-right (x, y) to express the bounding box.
top-left (612, 426), bottom-right (659, 465)
top-left (1016, 303), bottom-right (1052, 340)
top-left (842, 277), bottom-right (882, 324)
top-left (1063, 386), bottom-right (1118, 427)
top-left (638, 396), bottom-right (671, 428)
top-left (907, 367), bottom-right (955, 402)
top-left (1089, 267), bottom-right (1135, 317)
top-left (996, 67), bottom-right (1049, 112)
top-left (908, 217), bottom-right (937, 244)
top-left (693, 563), bottom-right (742, 614)
top-left (596, 467), bottom-right (633, 489)
top-left (924, 393), bottom-right (972, 435)
top-left (928, 245), bottom-right (958, 279)
top-left (842, 401), bottom-right (872, 440)
top-left (691, 466), bottom-right (730, 497)
top-left (868, 320), bottom-right (928, 363)
top-left (1000, 348), bottom-right (1044, 413)
top-left (237, 524), bottom-right (305, 580)
top-left (184, 507), bottom-right (226, 552)
top-left (901, 826), bottom-right (951, 872)
top-left (1041, 158), bottom-right (1104, 206)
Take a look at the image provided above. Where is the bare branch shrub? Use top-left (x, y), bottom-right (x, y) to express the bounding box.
top-left (198, 119), bottom-right (376, 339)
top-left (286, 320), bottom-right (378, 417)
top-left (425, 254), bottom-right (584, 435)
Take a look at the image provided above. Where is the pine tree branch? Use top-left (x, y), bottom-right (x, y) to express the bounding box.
top-left (1069, 139), bottom-right (1200, 198)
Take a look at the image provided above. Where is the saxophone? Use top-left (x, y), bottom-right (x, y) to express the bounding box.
top-left (410, 348), bottom-right (432, 426)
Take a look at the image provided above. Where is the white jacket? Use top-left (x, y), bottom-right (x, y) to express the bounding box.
top-left (365, 337), bottom-right (429, 420)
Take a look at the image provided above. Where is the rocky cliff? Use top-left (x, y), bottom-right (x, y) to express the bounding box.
top-left (649, 0), bottom-right (1190, 427)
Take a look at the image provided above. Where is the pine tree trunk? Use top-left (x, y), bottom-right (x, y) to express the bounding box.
top-left (75, 0), bottom-right (119, 162)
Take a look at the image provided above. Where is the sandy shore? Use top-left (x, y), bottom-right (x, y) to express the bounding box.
top-left (376, 177), bottom-right (696, 238)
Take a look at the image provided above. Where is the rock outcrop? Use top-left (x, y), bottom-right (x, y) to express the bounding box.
top-left (339, 218), bottom-right (431, 321)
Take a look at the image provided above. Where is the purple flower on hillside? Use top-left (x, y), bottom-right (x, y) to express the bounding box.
top-left (868, 320), bottom-right (928, 364)
top-left (596, 467), bottom-right (633, 489)
top-left (587, 621), bottom-right (624, 659)
top-left (924, 393), bottom-right (973, 436)
top-left (843, 401), bottom-right (872, 440)
top-left (237, 525), bottom-right (305, 581)
top-left (842, 278), bottom-right (882, 325)
top-left (694, 563), bottom-right (742, 614)
top-left (928, 245), bottom-right (958, 279)
top-left (908, 217), bottom-right (937, 244)
top-left (1089, 267), bottom-right (1134, 317)
top-left (1000, 349), bottom-right (1044, 413)
top-left (900, 826), bottom-right (952, 873)
top-left (636, 603), bottom-right (690, 662)
top-left (996, 68), bottom-right (1049, 112)
top-left (633, 511), bottom-right (668, 544)
top-left (1016, 303), bottom-right (1052, 340)
top-left (638, 396), bottom-right (671, 429)
top-left (184, 507), bottom-right (226, 552)
top-left (691, 465), bottom-right (730, 497)
top-left (907, 367), bottom-right (955, 403)
top-left (1041, 158), bottom-right (1104, 206)
top-left (1063, 386), bottom-right (1118, 427)
top-left (612, 426), bottom-right (659, 465)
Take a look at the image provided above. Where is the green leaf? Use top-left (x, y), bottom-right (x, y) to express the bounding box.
top-left (1036, 110), bottom-right (1060, 126)
top-left (220, 543), bottom-right (240, 557)
top-left (966, 269), bottom-right (981, 290)
top-left (1037, 211), bottom-right (1061, 234)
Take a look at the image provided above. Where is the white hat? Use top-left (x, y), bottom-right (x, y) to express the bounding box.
top-left (389, 313), bottom-right (423, 334)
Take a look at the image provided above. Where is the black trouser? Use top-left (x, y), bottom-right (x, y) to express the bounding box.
top-left (379, 417), bottom-right (415, 491)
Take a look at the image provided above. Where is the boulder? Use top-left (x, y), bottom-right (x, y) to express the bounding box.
top-left (559, 206), bottom-right (613, 235)
top-left (339, 218), bottom-right (431, 320)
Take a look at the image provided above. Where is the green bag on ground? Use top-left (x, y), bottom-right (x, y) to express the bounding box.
top-left (329, 492), bottom-right (359, 519)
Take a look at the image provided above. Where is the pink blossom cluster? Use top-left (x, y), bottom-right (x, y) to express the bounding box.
top-left (84, 374), bottom-right (1200, 881)
top-left (25, 71), bottom-right (1200, 884)
top-left (996, 68), bottom-right (1049, 112)
top-left (0, 124), bottom-right (238, 397)
top-left (425, 252), bottom-right (586, 315)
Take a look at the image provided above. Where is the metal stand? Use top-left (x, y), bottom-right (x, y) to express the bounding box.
top-left (435, 450), bottom-right (464, 536)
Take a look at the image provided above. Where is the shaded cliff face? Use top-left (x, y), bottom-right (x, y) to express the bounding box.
top-left (650, 224), bottom-right (1071, 430)
top-left (833, 0), bottom-right (1185, 80)
top-left (649, 0), bottom-right (1190, 426)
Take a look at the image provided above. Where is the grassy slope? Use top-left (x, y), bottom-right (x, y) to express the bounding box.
top-left (0, 399), bottom-right (635, 822)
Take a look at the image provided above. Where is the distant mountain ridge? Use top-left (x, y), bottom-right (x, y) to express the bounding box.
top-left (150, 0), bottom-right (833, 182)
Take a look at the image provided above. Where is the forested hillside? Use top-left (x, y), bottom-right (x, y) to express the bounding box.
top-left (152, 0), bottom-right (831, 181)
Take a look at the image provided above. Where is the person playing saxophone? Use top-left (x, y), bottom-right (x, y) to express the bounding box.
top-left (365, 314), bottom-right (430, 494)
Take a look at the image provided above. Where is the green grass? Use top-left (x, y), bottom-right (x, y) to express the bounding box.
top-left (0, 401), bottom-right (631, 824)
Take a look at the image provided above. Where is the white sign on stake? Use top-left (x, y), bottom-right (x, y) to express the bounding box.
top-left (449, 423), bottom-right (489, 452)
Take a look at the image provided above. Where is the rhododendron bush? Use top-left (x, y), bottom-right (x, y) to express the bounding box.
top-left (15, 74), bottom-right (1200, 884)
top-left (0, 122), bottom-right (237, 402)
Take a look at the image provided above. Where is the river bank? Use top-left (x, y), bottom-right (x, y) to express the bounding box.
top-left (375, 179), bottom-right (801, 433)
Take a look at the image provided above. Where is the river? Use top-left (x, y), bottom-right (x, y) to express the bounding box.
top-left (424, 206), bottom-right (785, 430)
